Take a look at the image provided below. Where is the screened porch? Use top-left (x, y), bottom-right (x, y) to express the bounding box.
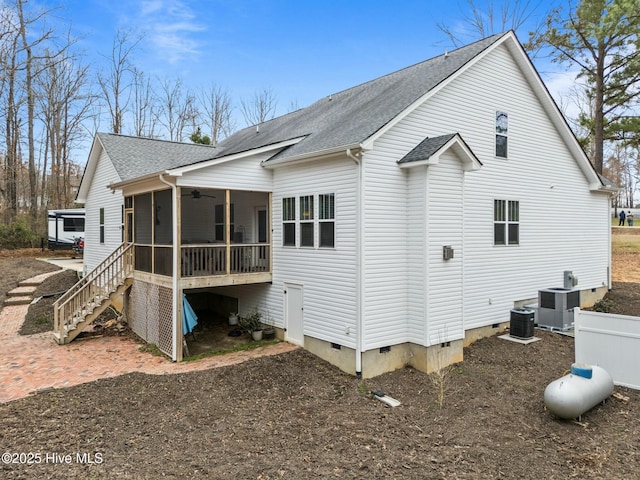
top-left (130, 187), bottom-right (272, 288)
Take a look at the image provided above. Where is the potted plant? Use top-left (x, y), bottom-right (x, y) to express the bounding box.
top-left (261, 309), bottom-right (276, 340)
top-left (239, 309), bottom-right (263, 341)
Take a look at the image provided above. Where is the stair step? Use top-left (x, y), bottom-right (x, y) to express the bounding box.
top-left (4, 296), bottom-right (34, 306)
top-left (7, 286), bottom-right (37, 297)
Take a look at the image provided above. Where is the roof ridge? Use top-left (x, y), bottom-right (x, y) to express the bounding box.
top-left (324, 32), bottom-right (507, 100)
top-left (98, 132), bottom-right (217, 149)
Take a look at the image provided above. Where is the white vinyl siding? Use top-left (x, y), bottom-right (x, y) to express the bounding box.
top-left (177, 152), bottom-right (273, 192)
top-left (83, 150), bottom-right (125, 274)
top-left (361, 135), bottom-right (412, 350)
top-left (271, 156), bottom-right (358, 348)
top-left (369, 41), bottom-right (609, 341)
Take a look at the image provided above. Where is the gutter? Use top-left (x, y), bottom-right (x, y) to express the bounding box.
top-left (262, 143), bottom-right (364, 168)
top-left (158, 173), bottom-right (181, 362)
top-left (346, 148), bottom-right (364, 379)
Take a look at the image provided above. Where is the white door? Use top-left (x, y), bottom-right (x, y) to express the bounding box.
top-left (285, 284), bottom-right (304, 346)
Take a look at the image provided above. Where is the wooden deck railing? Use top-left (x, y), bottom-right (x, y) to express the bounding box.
top-left (54, 243), bottom-right (134, 341)
top-left (181, 244), bottom-right (270, 277)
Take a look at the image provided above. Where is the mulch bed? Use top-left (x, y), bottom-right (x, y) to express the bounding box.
top-left (0, 331), bottom-right (638, 479)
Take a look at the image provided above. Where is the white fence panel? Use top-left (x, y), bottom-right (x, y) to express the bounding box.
top-left (574, 307), bottom-right (640, 390)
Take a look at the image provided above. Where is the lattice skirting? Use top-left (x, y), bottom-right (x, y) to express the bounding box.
top-left (128, 280), bottom-right (174, 357)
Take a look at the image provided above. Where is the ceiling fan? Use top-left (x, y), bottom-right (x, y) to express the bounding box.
top-left (182, 189), bottom-right (216, 199)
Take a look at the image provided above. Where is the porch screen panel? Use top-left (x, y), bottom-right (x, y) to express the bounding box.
top-left (154, 189), bottom-right (173, 245)
top-left (135, 245), bottom-right (152, 272)
top-left (135, 193), bottom-right (152, 244)
top-left (154, 246), bottom-right (173, 276)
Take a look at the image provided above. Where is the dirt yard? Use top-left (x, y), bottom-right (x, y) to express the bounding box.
top-left (0, 241), bottom-right (639, 479)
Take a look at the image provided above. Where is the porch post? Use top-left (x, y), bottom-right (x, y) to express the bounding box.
top-left (225, 189), bottom-right (231, 275)
top-left (269, 192), bottom-right (273, 272)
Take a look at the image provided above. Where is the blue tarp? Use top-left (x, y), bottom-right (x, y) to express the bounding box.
top-left (182, 295), bottom-right (198, 334)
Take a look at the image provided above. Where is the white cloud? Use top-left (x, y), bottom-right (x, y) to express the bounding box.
top-left (134, 0), bottom-right (207, 64)
top-left (542, 69), bottom-right (584, 120)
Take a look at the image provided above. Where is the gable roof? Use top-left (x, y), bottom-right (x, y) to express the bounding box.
top-left (97, 133), bottom-right (217, 182)
top-left (214, 33), bottom-right (505, 163)
top-left (398, 133), bottom-right (482, 171)
top-left (76, 133), bottom-right (218, 202)
top-left (79, 30), bottom-right (606, 194)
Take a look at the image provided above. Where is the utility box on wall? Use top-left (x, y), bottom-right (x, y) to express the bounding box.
top-left (538, 288), bottom-right (580, 331)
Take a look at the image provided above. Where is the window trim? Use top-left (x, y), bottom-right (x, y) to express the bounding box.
top-left (494, 199), bottom-right (519, 246)
top-left (318, 193), bottom-right (335, 249)
top-left (299, 195), bottom-right (314, 248)
top-left (99, 207), bottom-right (105, 244)
top-left (495, 111), bottom-right (508, 158)
top-left (282, 197), bottom-right (296, 247)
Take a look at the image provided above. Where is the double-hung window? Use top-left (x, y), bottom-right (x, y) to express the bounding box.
top-left (300, 195), bottom-right (314, 247)
top-left (494, 199), bottom-right (519, 245)
top-left (319, 193), bottom-right (335, 248)
top-left (282, 197), bottom-right (296, 246)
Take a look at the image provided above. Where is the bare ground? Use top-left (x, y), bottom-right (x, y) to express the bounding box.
top-left (0, 244), bottom-right (639, 479)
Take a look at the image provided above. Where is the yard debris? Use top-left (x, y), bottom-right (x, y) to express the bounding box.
top-left (613, 392), bottom-right (630, 403)
top-left (372, 389), bottom-right (401, 407)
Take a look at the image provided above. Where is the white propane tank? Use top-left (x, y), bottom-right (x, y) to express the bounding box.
top-left (544, 364), bottom-right (614, 420)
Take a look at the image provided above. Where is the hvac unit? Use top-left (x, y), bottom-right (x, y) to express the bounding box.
top-left (537, 288), bottom-right (580, 331)
top-left (509, 308), bottom-right (535, 339)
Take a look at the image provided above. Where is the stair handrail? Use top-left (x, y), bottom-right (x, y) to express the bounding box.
top-left (54, 242), bottom-right (134, 339)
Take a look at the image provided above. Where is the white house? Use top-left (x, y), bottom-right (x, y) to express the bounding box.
top-left (72, 31), bottom-right (615, 378)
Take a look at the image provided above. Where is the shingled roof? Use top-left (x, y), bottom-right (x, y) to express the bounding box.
top-left (93, 32), bottom-right (505, 182)
top-left (96, 133), bottom-right (217, 182)
top-left (214, 33), bottom-right (505, 163)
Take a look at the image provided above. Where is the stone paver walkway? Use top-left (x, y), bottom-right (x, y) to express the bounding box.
top-left (0, 271), bottom-right (297, 404)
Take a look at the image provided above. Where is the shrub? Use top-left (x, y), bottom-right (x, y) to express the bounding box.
top-left (592, 298), bottom-right (615, 313)
top-left (0, 219), bottom-right (37, 249)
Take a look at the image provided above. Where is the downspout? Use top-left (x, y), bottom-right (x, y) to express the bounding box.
top-left (159, 173), bottom-right (181, 362)
top-left (346, 148), bottom-right (363, 379)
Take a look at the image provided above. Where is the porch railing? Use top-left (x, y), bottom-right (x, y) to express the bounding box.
top-left (54, 242), bottom-right (134, 341)
top-left (181, 243), bottom-right (270, 277)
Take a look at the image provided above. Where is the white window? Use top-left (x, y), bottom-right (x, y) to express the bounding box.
top-left (319, 193), bottom-right (335, 248)
top-left (494, 199), bottom-right (519, 245)
top-left (496, 111), bottom-right (508, 158)
top-left (300, 195), bottom-right (314, 247)
top-left (282, 197), bottom-right (296, 246)
top-left (215, 204), bottom-right (234, 242)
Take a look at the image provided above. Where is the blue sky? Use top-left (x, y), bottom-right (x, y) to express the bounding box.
top-left (43, 0), bottom-right (575, 157)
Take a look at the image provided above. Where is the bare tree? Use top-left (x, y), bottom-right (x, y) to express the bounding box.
top-left (97, 30), bottom-right (141, 134)
top-left (37, 47), bottom-right (92, 209)
top-left (157, 76), bottom-right (200, 142)
top-left (198, 83), bottom-right (234, 145)
top-left (131, 68), bottom-right (158, 138)
top-left (0, 6), bottom-right (23, 223)
top-left (240, 87), bottom-right (278, 126)
top-left (437, 0), bottom-right (545, 47)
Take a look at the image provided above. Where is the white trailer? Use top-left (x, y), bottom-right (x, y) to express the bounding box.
top-left (48, 208), bottom-right (85, 250)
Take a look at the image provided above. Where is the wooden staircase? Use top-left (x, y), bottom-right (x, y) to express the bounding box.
top-left (54, 243), bottom-right (134, 345)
